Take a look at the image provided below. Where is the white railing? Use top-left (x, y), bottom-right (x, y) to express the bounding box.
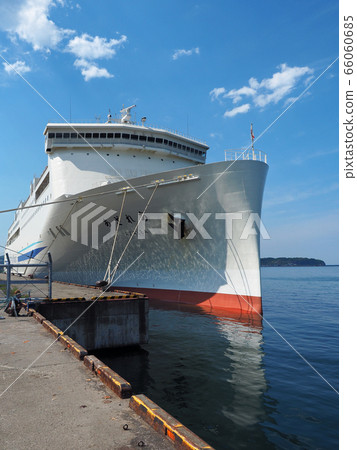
top-left (225, 148), bottom-right (267, 163)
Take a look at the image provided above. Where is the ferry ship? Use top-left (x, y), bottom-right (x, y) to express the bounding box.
top-left (5, 106), bottom-right (268, 314)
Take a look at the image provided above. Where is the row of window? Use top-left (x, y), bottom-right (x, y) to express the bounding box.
top-left (47, 132), bottom-right (206, 156)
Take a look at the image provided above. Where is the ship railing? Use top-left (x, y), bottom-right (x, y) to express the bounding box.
top-left (225, 149), bottom-right (268, 164)
top-left (0, 253), bottom-right (53, 302)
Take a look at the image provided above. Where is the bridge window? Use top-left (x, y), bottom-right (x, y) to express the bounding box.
top-left (48, 133), bottom-right (55, 138)
top-left (100, 133), bottom-right (106, 138)
top-left (63, 133), bottom-right (69, 138)
top-left (107, 133), bottom-right (113, 138)
top-left (164, 139), bottom-right (168, 144)
top-left (177, 143), bottom-right (182, 149)
top-left (115, 133), bottom-right (121, 138)
top-left (156, 138), bottom-right (163, 144)
top-left (139, 135), bottom-right (147, 141)
top-left (168, 141), bottom-right (173, 146)
top-left (173, 142), bottom-right (177, 148)
top-left (55, 133), bottom-right (62, 138)
top-left (85, 133), bottom-right (92, 139)
top-left (131, 134), bottom-right (138, 140)
top-left (93, 133), bottom-right (99, 138)
top-left (147, 136), bottom-right (155, 143)
top-left (122, 133), bottom-right (130, 139)
top-left (71, 133), bottom-right (77, 138)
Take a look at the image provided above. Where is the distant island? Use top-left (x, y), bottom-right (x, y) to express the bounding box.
top-left (261, 257), bottom-right (326, 267)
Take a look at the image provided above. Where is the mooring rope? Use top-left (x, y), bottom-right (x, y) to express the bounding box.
top-left (103, 190), bottom-right (127, 283)
top-left (15, 200), bottom-right (80, 297)
top-left (108, 182), bottom-right (159, 285)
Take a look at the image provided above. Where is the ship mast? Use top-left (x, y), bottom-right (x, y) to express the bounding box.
top-left (250, 123), bottom-right (255, 150)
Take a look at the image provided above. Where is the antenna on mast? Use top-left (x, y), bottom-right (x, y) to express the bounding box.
top-left (120, 105), bottom-right (136, 124)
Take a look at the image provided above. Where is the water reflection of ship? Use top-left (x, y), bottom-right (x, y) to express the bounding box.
top-left (98, 301), bottom-right (272, 449)
top-left (215, 314), bottom-right (267, 428)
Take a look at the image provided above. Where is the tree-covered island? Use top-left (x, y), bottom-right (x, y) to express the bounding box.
top-left (261, 257), bottom-right (326, 267)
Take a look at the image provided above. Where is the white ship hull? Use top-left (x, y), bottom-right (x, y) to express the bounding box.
top-left (6, 159), bottom-right (268, 314)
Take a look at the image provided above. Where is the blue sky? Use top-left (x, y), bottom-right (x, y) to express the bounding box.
top-left (0, 0), bottom-right (338, 263)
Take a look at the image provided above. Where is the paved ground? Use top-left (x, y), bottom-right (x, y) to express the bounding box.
top-left (0, 273), bottom-right (119, 300)
top-left (0, 315), bottom-right (174, 450)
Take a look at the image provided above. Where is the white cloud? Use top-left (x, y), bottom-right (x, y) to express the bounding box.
top-left (253, 63), bottom-right (313, 107)
top-left (209, 87), bottom-right (226, 101)
top-left (67, 33), bottom-right (127, 81)
top-left (73, 59), bottom-right (113, 82)
top-left (3, 59), bottom-right (31, 75)
top-left (211, 63), bottom-right (313, 117)
top-left (0, 2), bottom-right (127, 82)
top-left (224, 86), bottom-right (256, 104)
top-left (172, 47), bottom-right (199, 60)
top-left (66, 33), bottom-right (127, 60)
top-left (223, 104), bottom-right (250, 117)
top-left (0, 0), bottom-right (73, 51)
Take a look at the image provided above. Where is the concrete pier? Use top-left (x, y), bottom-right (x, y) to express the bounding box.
top-left (37, 297), bottom-right (148, 351)
top-left (1, 275), bottom-right (148, 351)
top-left (0, 316), bottom-right (174, 450)
top-left (0, 276), bottom-right (214, 449)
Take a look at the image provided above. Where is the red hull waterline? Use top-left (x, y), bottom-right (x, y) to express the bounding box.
top-left (113, 286), bottom-right (263, 316)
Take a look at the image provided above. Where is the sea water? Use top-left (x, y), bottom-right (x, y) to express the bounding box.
top-left (98, 266), bottom-right (339, 450)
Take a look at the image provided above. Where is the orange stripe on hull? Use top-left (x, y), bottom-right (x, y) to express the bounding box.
top-left (113, 286), bottom-right (262, 315)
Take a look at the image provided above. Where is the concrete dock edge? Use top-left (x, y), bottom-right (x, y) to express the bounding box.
top-left (96, 365), bottom-right (133, 399)
top-left (42, 320), bottom-right (63, 339)
top-left (58, 334), bottom-right (88, 360)
top-left (32, 311), bottom-right (46, 323)
top-left (130, 394), bottom-right (214, 449)
top-left (83, 355), bottom-right (133, 399)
